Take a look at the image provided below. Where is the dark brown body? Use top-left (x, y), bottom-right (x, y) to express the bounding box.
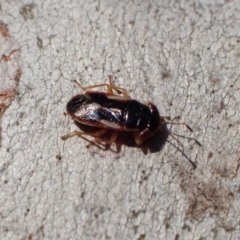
top-left (67, 92), bottom-right (162, 140)
top-left (62, 76), bottom-right (192, 150)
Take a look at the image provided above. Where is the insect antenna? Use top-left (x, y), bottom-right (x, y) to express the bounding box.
top-left (168, 131), bottom-right (202, 147)
top-left (160, 120), bottom-right (199, 168)
top-left (165, 121), bottom-right (193, 132)
top-left (166, 131), bottom-right (184, 148)
top-left (159, 119), bottom-right (194, 148)
top-left (163, 120), bottom-right (201, 147)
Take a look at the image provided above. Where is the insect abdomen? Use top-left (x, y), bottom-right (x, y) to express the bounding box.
top-left (66, 92), bottom-right (160, 133)
top-left (124, 101), bottom-right (160, 132)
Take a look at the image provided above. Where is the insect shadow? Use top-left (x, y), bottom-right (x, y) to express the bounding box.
top-left (73, 120), bottom-right (168, 152)
top-left (73, 120), bottom-right (199, 169)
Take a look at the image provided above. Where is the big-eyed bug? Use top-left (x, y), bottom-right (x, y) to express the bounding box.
top-left (61, 76), bottom-right (193, 150)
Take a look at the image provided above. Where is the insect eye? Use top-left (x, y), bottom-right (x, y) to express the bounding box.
top-left (66, 94), bottom-right (87, 114)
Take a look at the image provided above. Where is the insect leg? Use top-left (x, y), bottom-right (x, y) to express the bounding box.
top-left (84, 131), bottom-right (120, 152)
top-left (73, 76), bottom-right (131, 98)
top-left (73, 80), bottom-right (111, 93)
top-left (133, 132), bottom-right (143, 145)
top-left (61, 129), bottom-right (110, 150)
top-left (61, 129), bottom-right (107, 140)
top-left (107, 75), bottom-right (131, 99)
top-left (95, 131), bottom-right (118, 145)
top-left (160, 116), bottom-right (171, 120)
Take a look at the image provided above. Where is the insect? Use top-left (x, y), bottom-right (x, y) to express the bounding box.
top-left (61, 76), bottom-right (193, 150)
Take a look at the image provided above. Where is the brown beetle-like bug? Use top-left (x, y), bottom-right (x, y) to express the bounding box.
top-left (61, 76), bottom-right (192, 150)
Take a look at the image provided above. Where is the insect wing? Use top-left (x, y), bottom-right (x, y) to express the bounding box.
top-left (95, 107), bottom-right (123, 130)
top-left (68, 92), bottom-right (126, 130)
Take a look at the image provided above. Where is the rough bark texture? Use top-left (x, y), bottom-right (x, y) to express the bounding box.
top-left (0, 1), bottom-right (239, 239)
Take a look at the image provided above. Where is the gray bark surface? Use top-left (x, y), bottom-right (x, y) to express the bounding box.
top-left (0, 1), bottom-right (239, 239)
